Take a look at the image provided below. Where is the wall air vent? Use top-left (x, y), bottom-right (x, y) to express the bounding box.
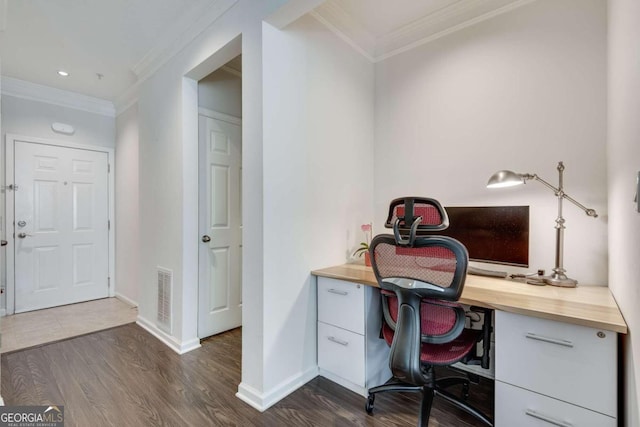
top-left (157, 267), bottom-right (173, 334)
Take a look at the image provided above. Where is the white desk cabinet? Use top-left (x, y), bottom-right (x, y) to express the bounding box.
top-left (495, 311), bottom-right (617, 426)
top-left (312, 264), bottom-right (627, 427)
top-left (317, 277), bottom-right (391, 396)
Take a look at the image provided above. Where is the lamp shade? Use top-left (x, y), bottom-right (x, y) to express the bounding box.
top-left (486, 170), bottom-right (525, 188)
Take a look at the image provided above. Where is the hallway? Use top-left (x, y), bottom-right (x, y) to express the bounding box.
top-left (1, 298), bottom-right (137, 353)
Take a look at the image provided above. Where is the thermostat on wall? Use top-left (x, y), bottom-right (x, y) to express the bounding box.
top-left (51, 122), bottom-right (75, 135)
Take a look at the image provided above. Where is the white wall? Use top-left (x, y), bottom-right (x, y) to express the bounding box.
top-left (115, 104), bottom-right (139, 305)
top-left (130, 0), bottom-right (333, 410)
top-left (198, 67), bottom-right (242, 117)
top-left (135, 0), bottom-right (272, 389)
top-left (608, 1), bottom-right (640, 425)
top-left (374, 0), bottom-right (607, 284)
top-left (1, 95), bottom-right (115, 148)
top-left (262, 13), bottom-right (374, 394)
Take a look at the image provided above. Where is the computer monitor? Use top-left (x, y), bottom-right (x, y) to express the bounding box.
top-left (428, 206), bottom-right (529, 268)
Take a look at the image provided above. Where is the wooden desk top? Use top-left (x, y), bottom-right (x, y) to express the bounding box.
top-left (311, 264), bottom-right (628, 334)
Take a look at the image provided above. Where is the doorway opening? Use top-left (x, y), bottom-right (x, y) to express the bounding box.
top-left (197, 55), bottom-right (243, 338)
top-left (181, 34), bottom-right (243, 344)
top-left (4, 134), bottom-right (115, 315)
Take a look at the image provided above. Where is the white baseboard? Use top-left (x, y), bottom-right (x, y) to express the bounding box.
top-left (136, 315), bottom-right (201, 355)
top-left (114, 293), bottom-right (138, 308)
top-left (0, 395), bottom-right (4, 406)
top-left (236, 366), bottom-right (318, 412)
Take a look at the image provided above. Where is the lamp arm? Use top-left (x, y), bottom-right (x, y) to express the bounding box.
top-left (526, 174), bottom-right (598, 218)
top-left (526, 174), bottom-right (559, 193)
top-left (561, 193), bottom-right (598, 218)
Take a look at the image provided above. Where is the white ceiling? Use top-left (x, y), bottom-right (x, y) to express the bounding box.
top-left (0, 0), bottom-right (533, 105)
top-left (0, 0), bottom-right (219, 101)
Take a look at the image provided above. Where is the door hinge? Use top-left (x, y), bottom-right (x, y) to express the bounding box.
top-left (108, 277), bottom-right (111, 288)
top-left (108, 164), bottom-right (111, 173)
top-left (108, 219), bottom-right (111, 230)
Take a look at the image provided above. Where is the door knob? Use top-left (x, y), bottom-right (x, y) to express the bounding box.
top-left (1, 240), bottom-right (7, 246)
top-left (202, 235), bottom-right (211, 243)
top-left (17, 232), bottom-right (32, 239)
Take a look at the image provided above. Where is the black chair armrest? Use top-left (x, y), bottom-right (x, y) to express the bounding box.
top-left (389, 291), bottom-right (431, 386)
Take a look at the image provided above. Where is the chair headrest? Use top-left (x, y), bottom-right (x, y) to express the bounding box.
top-left (384, 197), bottom-right (449, 245)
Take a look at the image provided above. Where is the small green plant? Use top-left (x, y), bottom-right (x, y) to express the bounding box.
top-left (353, 223), bottom-right (372, 258)
top-left (353, 241), bottom-right (369, 258)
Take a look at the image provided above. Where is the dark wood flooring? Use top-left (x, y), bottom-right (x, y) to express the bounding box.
top-left (1, 324), bottom-right (493, 426)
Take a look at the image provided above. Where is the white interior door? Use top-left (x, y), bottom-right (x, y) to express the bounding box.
top-left (198, 114), bottom-right (242, 338)
top-left (14, 141), bottom-right (109, 313)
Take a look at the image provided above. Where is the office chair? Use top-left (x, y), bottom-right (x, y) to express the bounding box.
top-left (365, 197), bottom-right (493, 427)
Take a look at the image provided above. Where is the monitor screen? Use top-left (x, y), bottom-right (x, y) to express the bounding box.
top-left (427, 206), bottom-right (529, 267)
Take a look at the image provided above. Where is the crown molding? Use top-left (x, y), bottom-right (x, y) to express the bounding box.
top-left (312, 0), bottom-right (537, 63)
top-left (1, 76), bottom-right (116, 117)
top-left (116, 42), bottom-right (241, 117)
top-left (375, 0), bottom-right (500, 55)
top-left (131, 0), bottom-right (238, 83)
top-left (375, 0), bottom-right (537, 60)
top-left (311, 1), bottom-right (376, 60)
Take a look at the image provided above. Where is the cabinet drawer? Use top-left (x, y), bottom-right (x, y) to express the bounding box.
top-left (318, 277), bottom-right (365, 334)
top-left (495, 311), bottom-right (616, 417)
top-left (495, 381), bottom-right (616, 427)
top-left (318, 321), bottom-right (365, 386)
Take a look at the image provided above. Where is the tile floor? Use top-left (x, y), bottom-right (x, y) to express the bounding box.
top-left (0, 297), bottom-right (138, 353)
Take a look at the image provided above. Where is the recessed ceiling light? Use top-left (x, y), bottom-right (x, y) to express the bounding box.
top-left (57, 70), bottom-right (69, 77)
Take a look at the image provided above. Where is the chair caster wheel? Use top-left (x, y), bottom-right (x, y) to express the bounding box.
top-left (365, 394), bottom-right (375, 414)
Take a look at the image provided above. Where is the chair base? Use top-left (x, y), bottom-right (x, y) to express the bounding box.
top-left (366, 375), bottom-right (493, 427)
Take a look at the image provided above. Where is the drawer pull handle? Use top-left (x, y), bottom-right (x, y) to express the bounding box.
top-left (327, 336), bottom-right (349, 346)
top-left (525, 409), bottom-right (573, 427)
top-left (525, 333), bottom-right (574, 348)
top-left (328, 289), bottom-right (348, 296)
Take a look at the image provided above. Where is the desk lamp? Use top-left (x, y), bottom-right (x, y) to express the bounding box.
top-left (487, 161), bottom-right (597, 287)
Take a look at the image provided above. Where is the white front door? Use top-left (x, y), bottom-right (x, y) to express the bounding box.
top-left (14, 141), bottom-right (109, 313)
top-left (198, 113), bottom-right (242, 338)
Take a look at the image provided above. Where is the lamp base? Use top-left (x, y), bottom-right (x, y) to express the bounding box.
top-left (542, 273), bottom-right (577, 288)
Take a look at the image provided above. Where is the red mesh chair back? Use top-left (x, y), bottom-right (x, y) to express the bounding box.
top-left (372, 236), bottom-right (468, 344)
top-left (372, 236), bottom-right (467, 302)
